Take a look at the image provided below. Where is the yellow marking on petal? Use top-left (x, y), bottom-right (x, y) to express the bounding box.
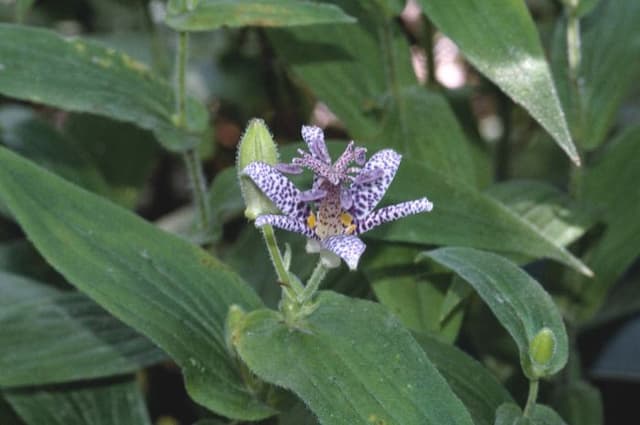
top-left (345, 224), bottom-right (356, 235)
top-left (307, 211), bottom-right (317, 229)
top-left (340, 211), bottom-right (353, 227)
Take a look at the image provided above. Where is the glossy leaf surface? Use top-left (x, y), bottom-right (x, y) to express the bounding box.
top-left (232, 291), bottom-right (475, 425)
top-left (0, 146), bottom-right (273, 420)
top-left (423, 247), bottom-right (569, 379)
top-left (417, 0), bottom-right (578, 164)
top-left (0, 24), bottom-right (207, 152)
top-left (166, 0), bottom-right (356, 31)
top-left (0, 271), bottom-right (165, 387)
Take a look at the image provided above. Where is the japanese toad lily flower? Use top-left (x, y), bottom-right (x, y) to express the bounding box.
top-left (242, 125), bottom-right (433, 270)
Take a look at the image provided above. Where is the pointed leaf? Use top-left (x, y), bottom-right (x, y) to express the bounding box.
top-left (0, 271), bottom-right (166, 387)
top-left (413, 332), bottom-right (514, 425)
top-left (232, 291), bottom-right (475, 425)
top-left (417, 0), bottom-right (579, 164)
top-left (5, 379), bottom-right (151, 425)
top-left (0, 24), bottom-right (207, 152)
top-left (422, 247), bottom-right (569, 379)
top-left (166, 0), bottom-right (356, 31)
top-left (0, 146), bottom-right (273, 420)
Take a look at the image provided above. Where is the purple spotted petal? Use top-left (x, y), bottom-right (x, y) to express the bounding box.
top-left (354, 167), bottom-right (383, 185)
top-left (301, 125), bottom-right (331, 163)
top-left (322, 235), bottom-right (366, 270)
top-left (255, 214), bottom-right (316, 239)
top-left (299, 188), bottom-right (327, 202)
top-left (356, 198), bottom-right (434, 234)
top-left (275, 163), bottom-right (304, 174)
top-left (349, 149), bottom-right (401, 219)
top-left (242, 162), bottom-right (308, 220)
top-left (354, 147), bottom-right (367, 165)
top-left (340, 186), bottom-right (353, 210)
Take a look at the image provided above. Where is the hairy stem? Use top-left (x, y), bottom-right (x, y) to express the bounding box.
top-left (261, 225), bottom-right (304, 297)
top-left (523, 379), bottom-right (539, 417)
top-left (300, 260), bottom-right (329, 303)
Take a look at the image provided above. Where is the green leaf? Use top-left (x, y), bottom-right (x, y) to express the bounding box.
top-left (0, 106), bottom-right (110, 197)
top-left (366, 245), bottom-right (463, 341)
top-left (440, 276), bottom-right (473, 324)
top-left (579, 126), bottom-right (640, 318)
top-left (417, 0), bottom-right (579, 165)
top-left (0, 146), bottom-right (274, 420)
top-left (551, 381), bottom-right (603, 425)
top-left (14, 0), bottom-right (36, 22)
top-left (0, 239), bottom-right (57, 282)
top-left (0, 270), bottom-right (166, 387)
top-left (495, 403), bottom-right (523, 425)
top-left (422, 247), bottom-right (569, 379)
top-left (495, 403), bottom-right (567, 425)
top-left (268, 2), bottom-right (415, 141)
top-left (0, 24), bottom-right (207, 152)
top-left (362, 155), bottom-right (591, 276)
top-left (413, 332), bottom-right (514, 425)
top-left (63, 114), bottom-right (161, 209)
top-left (5, 379), bottom-right (151, 425)
top-left (553, 0), bottom-right (640, 150)
top-left (486, 180), bottom-right (596, 249)
top-left (379, 87), bottom-right (476, 185)
top-left (166, 0), bottom-right (356, 31)
top-left (232, 291), bottom-right (475, 425)
top-left (208, 167), bottom-right (244, 242)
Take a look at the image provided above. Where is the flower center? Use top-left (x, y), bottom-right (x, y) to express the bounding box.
top-left (306, 186), bottom-right (356, 239)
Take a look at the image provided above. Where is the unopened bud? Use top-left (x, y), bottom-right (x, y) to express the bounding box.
top-left (236, 119), bottom-right (280, 220)
top-left (529, 327), bottom-right (556, 367)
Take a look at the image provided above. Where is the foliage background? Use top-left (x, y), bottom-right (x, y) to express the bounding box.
top-left (0, 0), bottom-right (638, 424)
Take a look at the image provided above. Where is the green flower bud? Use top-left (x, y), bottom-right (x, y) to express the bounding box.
top-left (225, 304), bottom-right (247, 354)
top-left (237, 119), bottom-right (280, 220)
top-left (529, 327), bottom-right (556, 367)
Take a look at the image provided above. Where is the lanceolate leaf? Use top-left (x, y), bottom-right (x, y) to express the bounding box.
top-left (0, 24), bottom-right (207, 152)
top-left (166, 0), bottom-right (356, 31)
top-left (0, 146), bottom-right (273, 420)
top-left (413, 332), bottom-right (514, 425)
top-left (232, 291), bottom-right (475, 425)
top-left (0, 271), bottom-right (166, 387)
top-left (422, 247), bottom-right (569, 379)
top-left (417, 0), bottom-right (579, 165)
top-left (5, 379), bottom-right (151, 425)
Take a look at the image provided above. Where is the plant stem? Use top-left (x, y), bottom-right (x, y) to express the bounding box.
top-left (182, 148), bottom-right (211, 234)
top-left (300, 260), bottom-right (329, 303)
top-left (523, 379), bottom-right (539, 417)
top-left (174, 31), bottom-right (211, 236)
top-left (261, 225), bottom-right (304, 297)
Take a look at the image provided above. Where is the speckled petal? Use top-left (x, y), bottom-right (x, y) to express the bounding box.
top-left (349, 149), bottom-right (401, 219)
top-left (356, 197), bottom-right (434, 234)
top-left (301, 125), bottom-right (331, 163)
top-left (275, 163), bottom-right (304, 174)
top-left (340, 186), bottom-right (353, 210)
top-left (255, 214), bottom-right (316, 238)
top-left (322, 235), bottom-right (366, 270)
top-left (242, 162), bottom-right (308, 220)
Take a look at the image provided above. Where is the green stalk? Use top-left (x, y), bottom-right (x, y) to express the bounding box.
top-left (300, 260), bottom-right (329, 303)
top-left (174, 31), bottom-right (211, 235)
top-left (262, 225), bottom-right (304, 297)
top-left (523, 379), bottom-right (539, 417)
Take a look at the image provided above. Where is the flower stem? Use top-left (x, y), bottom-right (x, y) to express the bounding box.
top-left (261, 225), bottom-right (304, 297)
top-left (300, 260), bottom-right (329, 303)
top-left (523, 379), bottom-right (539, 417)
top-left (174, 31), bottom-right (211, 237)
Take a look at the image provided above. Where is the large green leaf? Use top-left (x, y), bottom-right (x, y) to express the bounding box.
top-left (579, 126), bottom-right (640, 318)
top-left (0, 24), bottom-right (207, 152)
top-left (417, 0), bottom-right (579, 165)
top-left (0, 271), bottom-right (166, 387)
top-left (5, 379), bottom-right (151, 425)
top-left (413, 332), bottom-right (514, 425)
top-left (231, 291), bottom-right (475, 425)
top-left (495, 403), bottom-right (568, 425)
top-left (166, 0), bottom-right (356, 31)
top-left (0, 146), bottom-right (273, 420)
top-left (552, 0), bottom-right (640, 150)
top-left (422, 247), bottom-right (569, 379)
top-left (486, 180), bottom-right (596, 249)
top-left (268, 1), bottom-right (415, 141)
